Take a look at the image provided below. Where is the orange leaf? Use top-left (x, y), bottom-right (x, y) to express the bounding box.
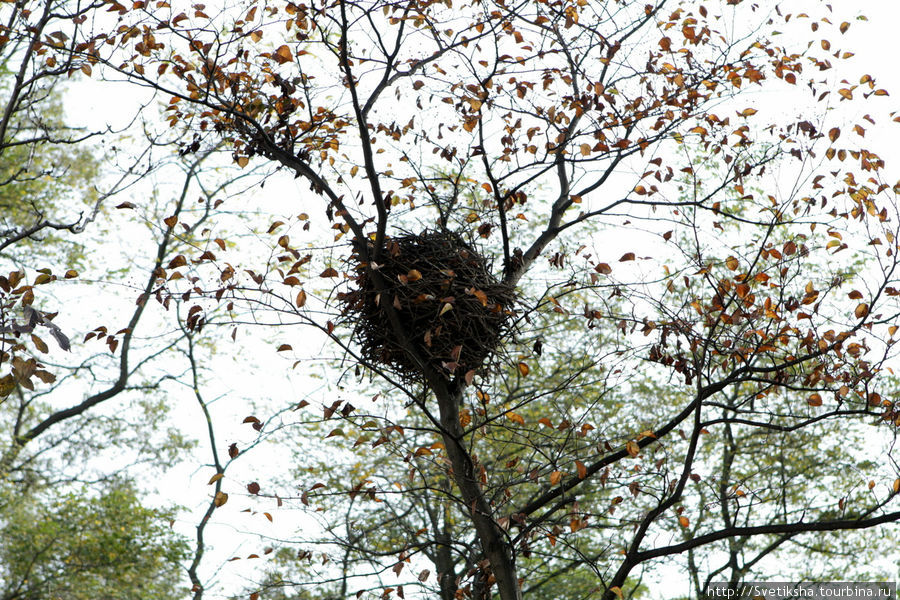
top-left (273, 44), bottom-right (293, 64)
top-left (678, 515), bottom-right (690, 528)
top-left (807, 393), bottom-right (823, 407)
top-left (575, 460), bottom-right (587, 479)
top-left (506, 412), bottom-right (525, 425)
top-left (517, 361), bottom-right (530, 377)
top-left (296, 289), bottom-right (307, 308)
top-left (549, 470), bottom-right (562, 485)
top-left (725, 256), bottom-right (739, 271)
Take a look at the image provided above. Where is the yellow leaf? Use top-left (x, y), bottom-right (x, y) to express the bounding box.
top-left (579, 143), bottom-right (591, 156)
top-left (407, 269), bottom-right (422, 282)
top-left (893, 478), bottom-right (899, 493)
top-left (214, 491), bottom-right (228, 507)
top-left (738, 108), bottom-right (758, 117)
top-left (208, 472), bottom-right (224, 485)
top-left (439, 303), bottom-right (453, 316)
top-left (517, 361), bottom-right (530, 377)
top-left (610, 587), bottom-right (624, 600)
top-left (725, 256), bottom-right (739, 271)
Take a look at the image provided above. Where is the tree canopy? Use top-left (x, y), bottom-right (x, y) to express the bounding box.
top-left (1, 0), bottom-right (900, 599)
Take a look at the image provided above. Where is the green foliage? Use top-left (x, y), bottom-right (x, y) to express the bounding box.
top-left (0, 81), bottom-right (101, 267)
top-left (0, 480), bottom-right (189, 600)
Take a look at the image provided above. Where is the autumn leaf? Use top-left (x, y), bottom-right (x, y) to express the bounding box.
top-left (214, 491), bottom-right (228, 507)
top-left (550, 470), bottom-right (562, 485)
top-left (625, 440), bottom-right (640, 458)
top-left (273, 44), bottom-right (293, 64)
top-left (517, 361), bottom-right (530, 377)
top-left (208, 472), bottom-right (224, 485)
top-left (506, 412), bottom-right (525, 425)
top-left (576, 460), bottom-right (587, 479)
top-left (619, 252), bottom-right (635, 262)
top-left (678, 515), bottom-right (690, 528)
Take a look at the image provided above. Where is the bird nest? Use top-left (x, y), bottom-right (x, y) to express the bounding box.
top-left (338, 231), bottom-right (515, 382)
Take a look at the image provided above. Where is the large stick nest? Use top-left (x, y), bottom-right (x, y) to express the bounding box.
top-left (338, 231), bottom-right (515, 381)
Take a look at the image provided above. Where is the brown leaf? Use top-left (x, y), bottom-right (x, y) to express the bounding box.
top-left (320, 268), bottom-right (338, 278)
top-left (213, 491), bottom-right (228, 507)
top-left (506, 412), bottom-right (525, 425)
top-left (273, 44), bottom-right (293, 64)
top-left (625, 440), bottom-right (640, 458)
top-left (517, 361), bottom-right (530, 377)
top-left (208, 472), bottom-right (224, 485)
top-left (247, 481), bottom-right (261, 495)
top-left (575, 460), bottom-right (587, 479)
top-left (619, 252), bottom-right (635, 262)
top-left (228, 443), bottom-right (239, 459)
top-left (855, 303), bottom-right (869, 319)
top-left (31, 334), bottom-right (49, 354)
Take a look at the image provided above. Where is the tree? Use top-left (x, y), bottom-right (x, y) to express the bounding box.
top-left (0, 480), bottom-right (189, 600)
top-left (10, 0), bottom-right (900, 599)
